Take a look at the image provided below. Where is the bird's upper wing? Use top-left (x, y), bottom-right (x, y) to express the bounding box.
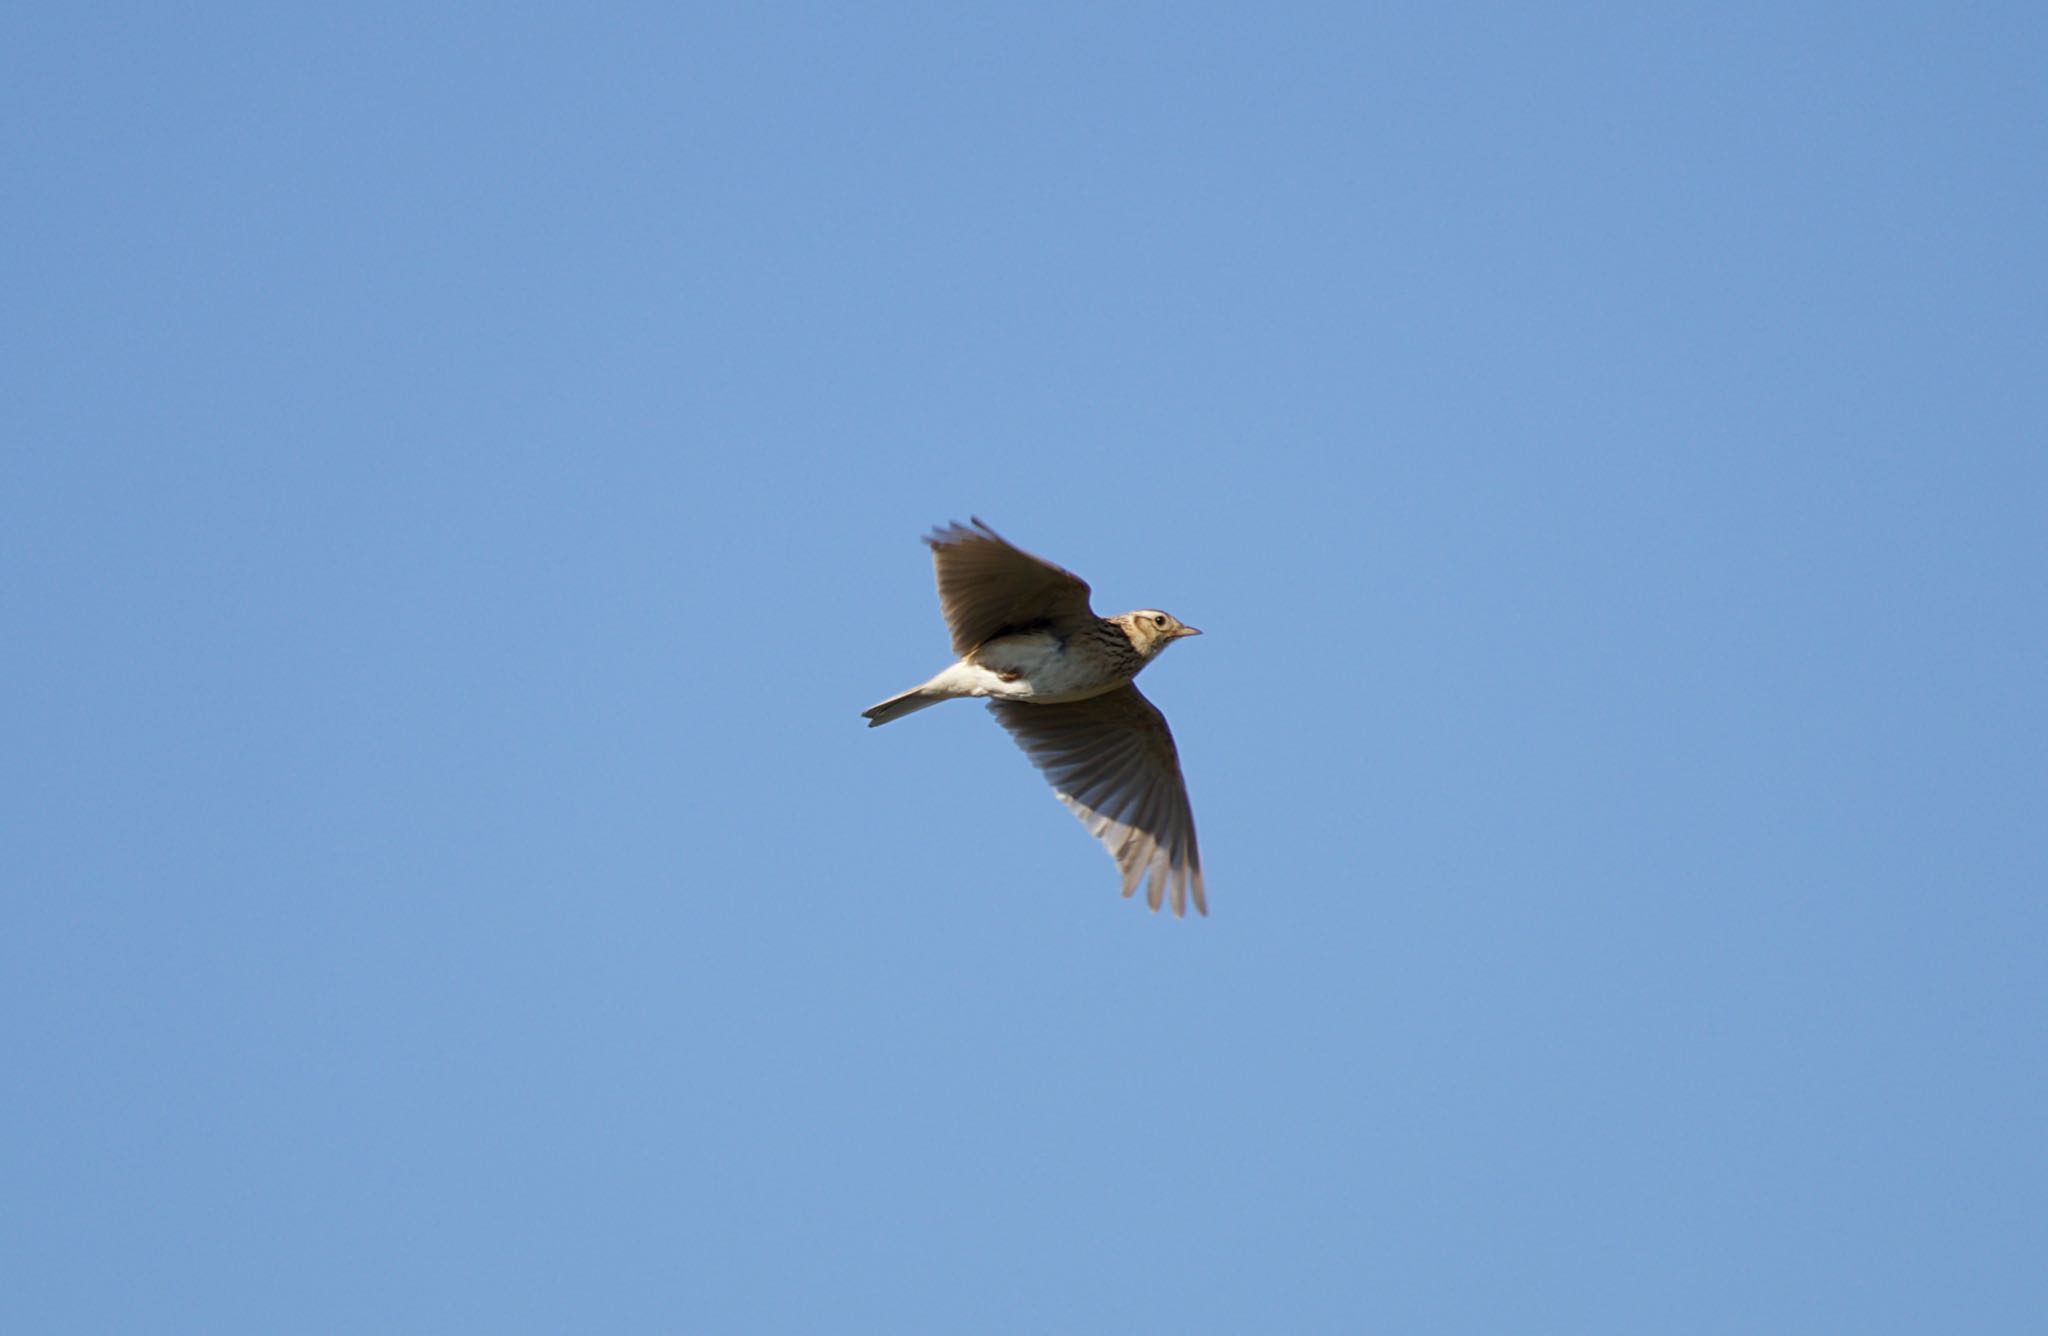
top-left (987, 685), bottom-right (1206, 917)
top-left (926, 518), bottom-right (1096, 655)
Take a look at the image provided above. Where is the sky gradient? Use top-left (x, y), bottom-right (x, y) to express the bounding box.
top-left (6, 4), bottom-right (2046, 1332)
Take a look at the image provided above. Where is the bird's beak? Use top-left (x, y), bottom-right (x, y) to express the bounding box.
top-left (1173, 625), bottom-right (1203, 638)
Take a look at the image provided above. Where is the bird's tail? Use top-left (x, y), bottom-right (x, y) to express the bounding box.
top-left (862, 687), bottom-right (947, 728)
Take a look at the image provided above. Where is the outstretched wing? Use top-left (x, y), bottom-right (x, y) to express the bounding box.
top-left (987, 685), bottom-right (1206, 917)
top-left (927, 518), bottom-right (1096, 655)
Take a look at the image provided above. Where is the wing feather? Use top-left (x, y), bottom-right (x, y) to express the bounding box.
top-left (926, 519), bottom-right (1097, 655)
top-left (987, 685), bottom-right (1207, 917)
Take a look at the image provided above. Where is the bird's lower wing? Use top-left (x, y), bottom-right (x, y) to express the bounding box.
top-left (987, 685), bottom-right (1206, 917)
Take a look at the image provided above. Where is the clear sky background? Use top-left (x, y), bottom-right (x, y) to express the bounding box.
top-left (6, 4), bottom-right (2045, 1332)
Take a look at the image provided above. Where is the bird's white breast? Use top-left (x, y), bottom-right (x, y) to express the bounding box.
top-left (968, 630), bottom-right (1123, 703)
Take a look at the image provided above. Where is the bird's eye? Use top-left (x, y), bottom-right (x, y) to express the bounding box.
top-left (1152, 615), bottom-right (1168, 627)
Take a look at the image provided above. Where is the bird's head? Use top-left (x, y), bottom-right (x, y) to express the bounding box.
top-left (1116, 609), bottom-right (1203, 658)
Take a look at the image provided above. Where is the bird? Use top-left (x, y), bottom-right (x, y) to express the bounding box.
top-left (862, 518), bottom-right (1207, 917)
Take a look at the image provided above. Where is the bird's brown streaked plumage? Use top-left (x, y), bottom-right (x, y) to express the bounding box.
top-left (988, 686), bottom-right (1205, 917)
top-left (863, 518), bottom-right (1209, 917)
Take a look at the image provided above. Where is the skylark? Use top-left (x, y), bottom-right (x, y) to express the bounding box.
top-left (863, 519), bottom-right (1207, 917)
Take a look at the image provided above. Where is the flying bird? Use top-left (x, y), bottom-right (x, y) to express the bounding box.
top-left (863, 519), bottom-right (1207, 916)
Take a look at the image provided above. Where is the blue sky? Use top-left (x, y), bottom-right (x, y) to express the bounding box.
top-left (6, 4), bottom-right (2045, 1331)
